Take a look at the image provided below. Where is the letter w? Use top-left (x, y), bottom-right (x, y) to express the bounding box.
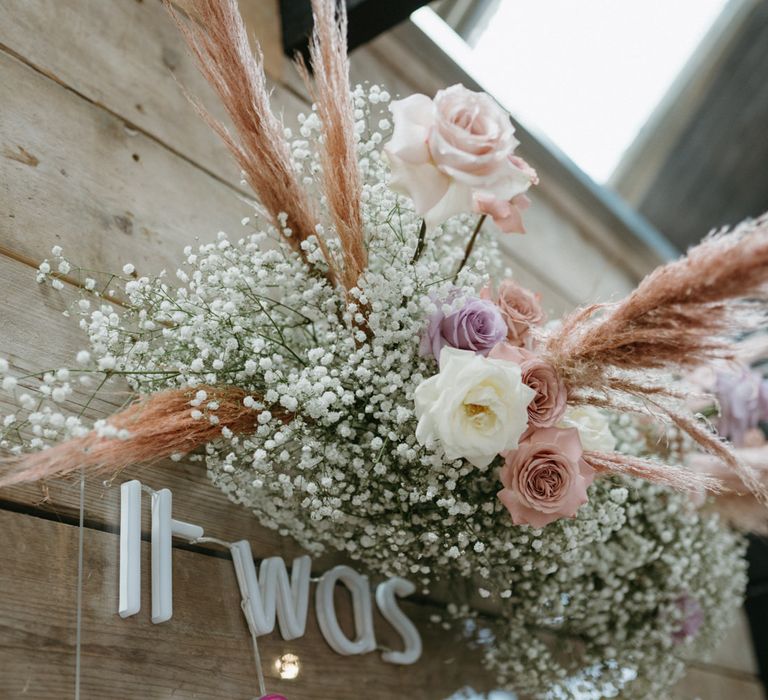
top-left (230, 540), bottom-right (311, 640)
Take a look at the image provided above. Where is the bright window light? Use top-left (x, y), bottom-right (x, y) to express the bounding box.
top-left (415, 0), bottom-right (727, 183)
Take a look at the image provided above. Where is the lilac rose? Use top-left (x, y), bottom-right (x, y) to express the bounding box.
top-left (421, 297), bottom-right (507, 360)
top-left (671, 595), bottom-right (704, 643)
top-left (716, 365), bottom-right (768, 446)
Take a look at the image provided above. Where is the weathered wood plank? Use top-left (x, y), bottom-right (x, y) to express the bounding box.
top-left (0, 47), bottom-right (252, 279)
top-left (238, 0), bottom-right (287, 80)
top-left (672, 664), bottom-right (764, 700)
top-left (0, 0), bottom-right (303, 189)
top-left (0, 509), bottom-right (493, 699)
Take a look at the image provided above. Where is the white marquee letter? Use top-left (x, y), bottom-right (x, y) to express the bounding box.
top-left (230, 541), bottom-right (311, 640)
top-left (151, 488), bottom-right (173, 624)
top-left (375, 578), bottom-right (422, 665)
top-left (119, 480), bottom-right (204, 624)
top-left (259, 555), bottom-right (311, 640)
top-left (119, 480), bottom-right (142, 618)
top-left (315, 565), bottom-right (376, 655)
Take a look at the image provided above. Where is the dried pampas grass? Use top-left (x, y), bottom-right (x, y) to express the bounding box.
top-left (547, 216), bottom-right (768, 385)
top-left (544, 215), bottom-right (768, 502)
top-left (688, 444), bottom-right (768, 533)
top-left (165, 0), bottom-right (338, 283)
top-left (296, 0), bottom-right (367, 292)
top-left (0, 386), bottom-right (277, 487)
top-left (584, 451), bottom-right (724, 495)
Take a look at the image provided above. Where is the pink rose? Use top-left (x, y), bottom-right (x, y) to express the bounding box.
top-left (498, 427), bottom-right (595, 528)
top-left (482, 280), bottom-right (545, 346)
top-left (490, 343), bottom-right (567, 428)
top-left (474, 156), bottom-right (538, 233)
top-left (474, 192), bottom-right (531, 234)
top-left (385, 85), bottom-right (536, 229)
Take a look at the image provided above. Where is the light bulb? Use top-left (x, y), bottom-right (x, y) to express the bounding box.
top-left (274, 652), bottom-right (300, 680)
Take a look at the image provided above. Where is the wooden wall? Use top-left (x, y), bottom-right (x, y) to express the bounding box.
top-left (0, 1), bottom-right (760, 698)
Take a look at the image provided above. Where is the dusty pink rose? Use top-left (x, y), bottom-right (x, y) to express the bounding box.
top-left (490, 343), bottom-right (567, 428)
top-left (474, 193), bottom-right (531, 234)
top-left (385, 85), bottom-right (536, 229)
top-left (473, 156), bottom-right (538, 233)
top-left (498, 427), bottom-right (594, 528)
top-left (482, 280), bottom-right (545, 346)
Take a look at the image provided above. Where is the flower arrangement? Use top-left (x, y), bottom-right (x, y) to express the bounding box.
top-left (0, 0), bottom-right (766, 696)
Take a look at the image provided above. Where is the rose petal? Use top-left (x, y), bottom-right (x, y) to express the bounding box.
top-left (423, 180), bottom-right (474, 230)
top-left (498, 487), bottom-right (563, 528)
top-left (386, 94), bottom-right (434, 164)
top-left (388, 154), bottom-right (451, 217)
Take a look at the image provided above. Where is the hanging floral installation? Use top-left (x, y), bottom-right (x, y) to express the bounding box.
top-left (1, 0), bottom-right (766, 696)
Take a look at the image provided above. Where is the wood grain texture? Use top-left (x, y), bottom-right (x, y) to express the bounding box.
top-left (238, 0), bottom-right (287, 79)
top-left (0, 0), bottom-right (302, 189)
top-left (672, 664), bottom-right (765, 700)
top-left (0, 48), bottom-right (253, 278)
top-left (0, 509), bottom-right (493, 700)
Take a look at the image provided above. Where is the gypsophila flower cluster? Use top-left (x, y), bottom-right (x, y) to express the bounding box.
top-left (466, 477), bottom-right (746, 699)
top-left (0, 84), bottom-right (747, 699)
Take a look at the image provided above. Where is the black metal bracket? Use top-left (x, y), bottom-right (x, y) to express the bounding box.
top-left (280, 0), bottom-right (429, 64)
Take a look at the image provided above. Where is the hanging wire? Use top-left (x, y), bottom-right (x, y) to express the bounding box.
top-left (247, 609), bottom-right (268, 697)
top-left (74, 468), bottom-right (86, 700)
top-left (192, 535), bottom-right (268, 697)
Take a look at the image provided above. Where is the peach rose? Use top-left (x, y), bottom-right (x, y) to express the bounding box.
top-left (490, 343), bottom-right (567, 428)
top-left (482, 280), bottom-right (545, 346)
top-left (385, 85), bottom-right (536, 229)
top-left (498, 427), bottom-right (594, 528)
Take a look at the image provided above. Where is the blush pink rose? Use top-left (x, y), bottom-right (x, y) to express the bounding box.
top-left (474, 193), bottom-right (531, 234)
top-left (490, 343), bottom-right (567, 428)
top-left (385, 85), bottom-right (536, 229)
top-left (481, 280), bottom-right (545, 346)
top-left (473, 156), bottom-right (539, 233)
top-left (498, 427), bottom-right (595, 528)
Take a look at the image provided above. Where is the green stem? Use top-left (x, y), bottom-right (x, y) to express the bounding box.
top-left (410, 220), bottom-right (427, 264)
top-left (453, 215), bottom-right (487, 281)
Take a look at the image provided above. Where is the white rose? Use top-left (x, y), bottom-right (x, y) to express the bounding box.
top-left (385, 85), bottom-right (534, 229)
top-left (558, 406), bottom-right (616, 453)
top-left (414, 347), bottom-right (535, 467)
